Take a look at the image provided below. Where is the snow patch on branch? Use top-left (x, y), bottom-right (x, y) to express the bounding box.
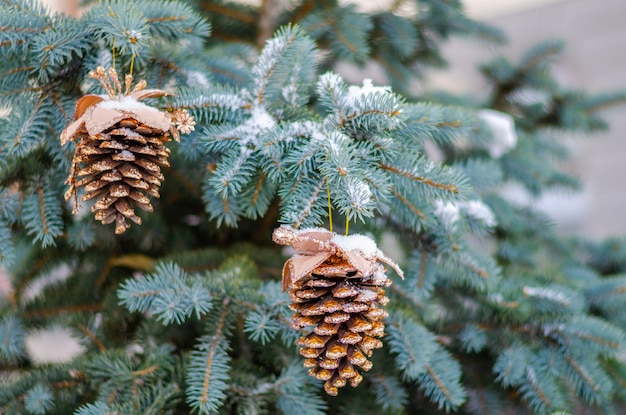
top-left (282, 83), bottom-right (298, 105)
top-left (478, 109), bottom-right (517, 158)
top-left (523, 286), bottom-right (571, 306)
top-left (249, 105), bottom-right (276, 131)
top-left (345, 177), bottom-right (373, 212)
top-left (345, 79), bottom-right (391, 105)
top-left (318, 72), bottom-right (344, 94)
top-left (221, 105), bottom-right (277, 148)
top-left (460, 200), bottom-right (497, 227)
top-left (125, 30), bottom-right (143, 41)
top-left (281, 60), bottom-right (302, 106)
top-left (184, 70), bottom-right (210, 88)
top-left (434, 199), bottom-right (496, 228)
top-left (292, 121), bottom-right (321, 139)
top-left (434, 200), bottom-right (461, 227)
top-left (343, 79), bottom-right (392, 110)
top-left (253, 35), bottom-right (288, 99)
top-left (195, 93), bottom-right (246, 112)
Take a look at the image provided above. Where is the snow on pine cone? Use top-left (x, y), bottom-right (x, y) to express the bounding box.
top-left (272, 225), bottom-right (404, 396)
top-left (60, 67), bottom-right (195, 234)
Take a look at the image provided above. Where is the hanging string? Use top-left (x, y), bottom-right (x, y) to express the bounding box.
top-left (111, 37), bottom-right (116, 69)
top-left (129, 53), bottom-right (136, 78)
top-left (326, 175), bottom-right (333, 233)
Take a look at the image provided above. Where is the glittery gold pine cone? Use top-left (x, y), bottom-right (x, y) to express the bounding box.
top-left (69, 118), bottom-right (172, 234)
top-left (272, 225), bottom-right (403, 396)
top-left (60, 67), bottom-right (195, 234)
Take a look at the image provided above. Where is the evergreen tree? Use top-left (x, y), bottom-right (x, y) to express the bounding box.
top-left (1, 0), bottom-right (626, 414)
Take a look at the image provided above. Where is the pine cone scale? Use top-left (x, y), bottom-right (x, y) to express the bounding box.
top-left (101, 171), bottom-right (124, 182)
top-left (100, 139), bottom-right (130, 149)
top-left (118, 164), bottom-right (142, 179)
top-left (324, 311), bottom-right (351, 323)
top-left (122, 178), bottom-right (148, 189)
top-left (93, 195), bottom-right (117, 211)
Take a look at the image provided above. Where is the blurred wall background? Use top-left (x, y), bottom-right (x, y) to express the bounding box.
top-left (40, 0), bottom-right (626, 239)
top-left (428, 0), bottom-right (626, 239)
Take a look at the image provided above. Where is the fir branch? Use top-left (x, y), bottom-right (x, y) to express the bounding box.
top-left (300, 4), bottom-right (373, 63)
top-left (251, 24), bottom-right (316, 106)
top-left (417, 344), bottom-right (467, 411)
top-left (275, 364), bottom-right (328, 415)
top-left (209, 147), bottom-right (257, 198)
top-left (381, 162), bottom-right (460, 194)
top-left (86, 1), bottom-right (151, 58)
top-left (1, 93), bottom-right (48, 158)
top-left (280, 175), bottom-right (326, 229)
top-left (199, 2), bottom-right (256, 25)
top-left (86, 348), bottom-right (175, 409)
top-left (0, 217), bottom-right (15, 265)
top-left (517, 40), bottom-right (565, 77)
top-left (580, 91), bottom-right (626, 113)
top-left (523, 366), bottom-right (553, 411)
top-left (0, 2), bottom-right (623, 414)
top-left (339, 107), bottom-right (402, 128)
top-left (387, 311), bottom-right (436, 380)
top-left (417, 249), bottom-right (428, 288)
top-left (370, 375), bottom-right (409, 413)
top-left (142, 0), bottom-right (211, 42)
top-left (390, 185), bottom-right (427, 220)
top-left (0, 316), bottom-right (25, 363)
top-left (48, 91), bottom-right (70, 125)
top-left (243, 308), bottom-right (281, 345)
top-left (459, 324), bottom-right (488, 353)
top-left (186, 298), bottom-right (232, 414)
top-left (556, 316), bottom-right (624, 355)
top-left (436, 244), bottom-right (499, 292)
top-left (376, 12), bottom-right (418, 59)
top-left (168, 85), bottom-right (248, 123)
top-left (239, 170), bottom-right (275, 219)
top-left (206, 42), bottom-right (256, 74)
top-left (12, 248), bottom-right (56, 300)
top-left (316, 72), bottom-right (347, 122)
top-left (24, 384), bottom-right (54, 415)
top-left (398, 103), bottom-right (472, 145)
top-left (74, 402), bottom-right (111, 415)
top-left (564, 354), bottom-right (607, 404)
top-left (250, 171), bottom-right (265, 207)
top-left (118, 262), bottom-right (212, 325)
top-left (0, 2), bottom-right (49, 52)
top-left (76, 323), bottom-right (107, 352)
top-left (36, 186), bottom-right (47, 236)
top-left (516, 352), bottom-right (569, 413)
top-left (22, 184), bottom-right (63, 248)
top-left (202, 183), bottom-right (243, 227)
top-left (32, 18), bottom-right (92, 83)
top-left (22, 303), bottom-right (103, 319)
top-left (425, 365), bottom-right (453, 406)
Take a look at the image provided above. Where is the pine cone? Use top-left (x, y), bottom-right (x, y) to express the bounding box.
top-left (60, 67), bottom-right (195, 234)
top-left (273, 225), bottom-right (403, 396)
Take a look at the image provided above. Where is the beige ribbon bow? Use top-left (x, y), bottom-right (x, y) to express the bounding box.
top-left (272, 225), bottom-right (404, 291)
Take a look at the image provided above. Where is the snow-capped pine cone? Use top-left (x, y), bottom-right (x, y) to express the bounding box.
top-left (68, 117), bottom-right (171, 234)
top-left (60, 67), bottom-right (195, 234)
top-left (272, 225), bottom-right (403, 396)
